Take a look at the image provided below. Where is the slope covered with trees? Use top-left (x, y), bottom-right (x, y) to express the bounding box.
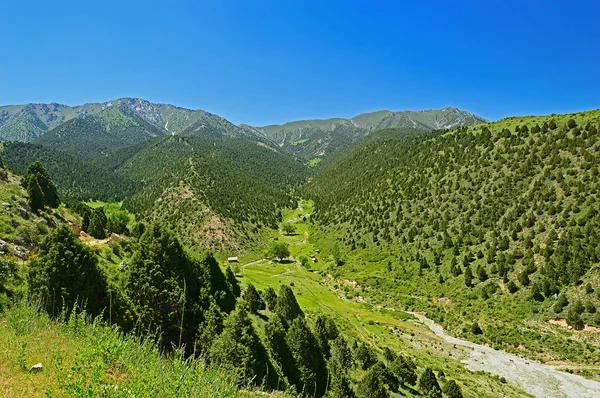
top-left (305, 109), bottom-right (600, 361)
top-left (0, 142), bottom-right (137, 203)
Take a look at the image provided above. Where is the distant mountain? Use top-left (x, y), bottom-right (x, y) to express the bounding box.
top-left (0, 98), bottom-right (271, 145)
top-left (0, 98), bottom-right (486, 161)
top-left (244, 107), bottom-right (487, 160)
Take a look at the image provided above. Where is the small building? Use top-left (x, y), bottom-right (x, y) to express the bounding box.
top-left (310, 256), bottom-right (318, 263)
top-left (227, 256), bottom-right (239, 263)
top-left (314, 249), bottom-right (320, 254)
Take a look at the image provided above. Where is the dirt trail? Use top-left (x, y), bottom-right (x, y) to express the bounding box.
top-left (409, 312), bottom-right (600, 398)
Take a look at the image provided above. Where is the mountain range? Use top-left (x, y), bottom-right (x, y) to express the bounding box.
top-left (0, 98), bottom-right (486, 160)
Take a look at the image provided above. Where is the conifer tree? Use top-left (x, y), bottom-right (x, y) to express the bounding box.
top-left (28, 225), bottom-right (108, 317)
top-left (331, 335), bottom-right (354, 369)
top-left (286, 317), bottom-right (328, 397)
top-left (275, 285), bottom-right (304, 322)
top-left (210, 305), bottom-right (278, 388)
top-left (418, 368), bottom-right (442, 397)
top-left (357, 367), bottom-right (388, 398)
top-left (26, 176), bottom-right (45, 213)
top-left (243, 283), bottom-right (265, 314)
top-left (225, 266), bottom-right (241, 297)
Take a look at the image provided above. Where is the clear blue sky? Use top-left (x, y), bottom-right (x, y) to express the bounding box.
top-left (1, 0), bottom-right (599, 125)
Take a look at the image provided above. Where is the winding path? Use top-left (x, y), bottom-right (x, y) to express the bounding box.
top-left (409, 312), bottom-right (600, 398)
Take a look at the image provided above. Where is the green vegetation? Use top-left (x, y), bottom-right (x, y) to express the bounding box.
top-left (250, 107), bottom-right (485, 160)
top-left (3, 103), bottom-right (600, 396)
top-left (305, 109), bottom-right (600, 363)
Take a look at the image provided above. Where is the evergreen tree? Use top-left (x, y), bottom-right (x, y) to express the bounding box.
top-left (28, 225), bottom-right (108, 317)
top-left (328, 362), bottom-right (356, 398)
top-left (372, 361), bottom-right (399, 392)
top-left (275, 285), bottom-right (304, 322)
top-left (356, 367), bottom-right (388, 398)
top-left (225, 266), bottom-right (241, 298)
top-left (264, 313), bottom-right (302, 391)
top-left (286, 317), bottom-right (328, 397)
top-left (210, 305), bottom-right (279, 388)
top-left (26, 175), bottom-right (45, 213)
top-left (0, 153), bottom-right (4, 169)
top-left (443, 380), bottom-right (464, 398)
top-left (314, 314), bottom-right (339, 358)
top-left (88, 207), bottom-right (107, 239)
top-left (126, 223), bottom-right (223, 351)
top-left (23, 161), bottom-right (60, 208)
top-left (464, 266), bottom-right (473, 287)
top-left (331, 335), bottom-right (354, 369)
top-left (195, 299), bottom-right (224, 358)
top-left (263, 286), bottom-right (277, 311)
top-left (390, 355), bottom-right (417, 386)
top-left (554, 293), bottom-right (569, 313)
top-left (418, 368), bottom-right (442, 397)
top-left (354, 343), bottom-right (377, 370)
top-left (243, 283), bottom-right (265, 314)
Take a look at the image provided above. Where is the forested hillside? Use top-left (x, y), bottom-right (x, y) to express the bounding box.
top-left (0, 142), bottom-right (137, 203)
top-left (305, 109), bottom-right (600, 361)
top-left (33, 107), bottom-right (167, 160)
top-left (244, 107), bottom-right (486, 161)
top-left (118, 136), bottom-right (307, 250)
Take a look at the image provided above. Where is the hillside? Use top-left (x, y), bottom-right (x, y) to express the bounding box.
top-left (0, 142), bottom-right (137, 203)
top-left (33, 107), bottom-right (167, 160)
top-left (304, 109), bottom-right (600, 365)
top-left (117, 136), bottom-right (308, 251)
top-left (0, 98), bottom-right (273, 147)
top-left (244, 107), bottom-right (487, 161)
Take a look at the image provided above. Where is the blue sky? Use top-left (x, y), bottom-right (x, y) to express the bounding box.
top-left (1, 0), bottom-right (598, 125)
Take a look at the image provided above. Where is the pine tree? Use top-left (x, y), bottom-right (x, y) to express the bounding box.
top-left (464, 266), bottom-right (473, 287)
top-left (26, 175), bottom-right (45, 213)
top-left (390, 355), bottom-right (417, 386)
top-left (210, 305), bottom-right (278, 388)
top-left (28, 225), bottom-right (108, 317)
top-left (126, 223), bottom-right (222, 351)
top-left (243, 283), bottom-right (265, 314)
top-left (265, 313), bottom-right (302, 391)
top-left (286, 317), bottom-right (327, 397)
top-left (88, 207), bottom-right (107, 239)
top-left (275, 285), bottom-right (304, 322)
top-left (225, 266), bottom-right (241, 298)
top-left (331, 335), bottom-right (354, 369)
top-left (196, 299), bottom-right (224, 358)
top-left (263, 286), bottom-right (277, 311)
top-left (418, 368), bottom-right (442, 397)
top-left (328, 362), bottom-right (356, 398)
top-left (357, 367), bottom-right (388, 398)
top-left (354, 343), bottom-right (377, 370)
top-left (314, 314), bottom-right (339, 358)
top-left (23, 161), bottom-right (60, 208)
top-left (443, 380), bottom-right (464, 398)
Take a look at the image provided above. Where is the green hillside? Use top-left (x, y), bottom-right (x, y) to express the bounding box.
top-left (245, 107), bottom-right (486, 161)
top-left (304, 109), bottom-right (600, 365)
top-left (0, 142), bottom-right (137, 203)
top-left (33, 107), bottom-right (167, 160)
top-left (117, 136), bottom-right (308, 251)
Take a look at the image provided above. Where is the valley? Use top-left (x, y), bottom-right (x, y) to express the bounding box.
top-left (1, 103), bottom-right (599, 397)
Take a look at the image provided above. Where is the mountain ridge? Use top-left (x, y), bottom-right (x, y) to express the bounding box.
top-left (0, 99), bottom-right (486, 160)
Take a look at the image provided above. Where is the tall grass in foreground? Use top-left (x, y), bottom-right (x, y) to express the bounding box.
top-left (0, 301), bottom-right (286, 397)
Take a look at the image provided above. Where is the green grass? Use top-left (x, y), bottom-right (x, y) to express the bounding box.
top-left (236, 201), bottom-right (527, 397)
top-left (0, 303), bottom-right (290, 397)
